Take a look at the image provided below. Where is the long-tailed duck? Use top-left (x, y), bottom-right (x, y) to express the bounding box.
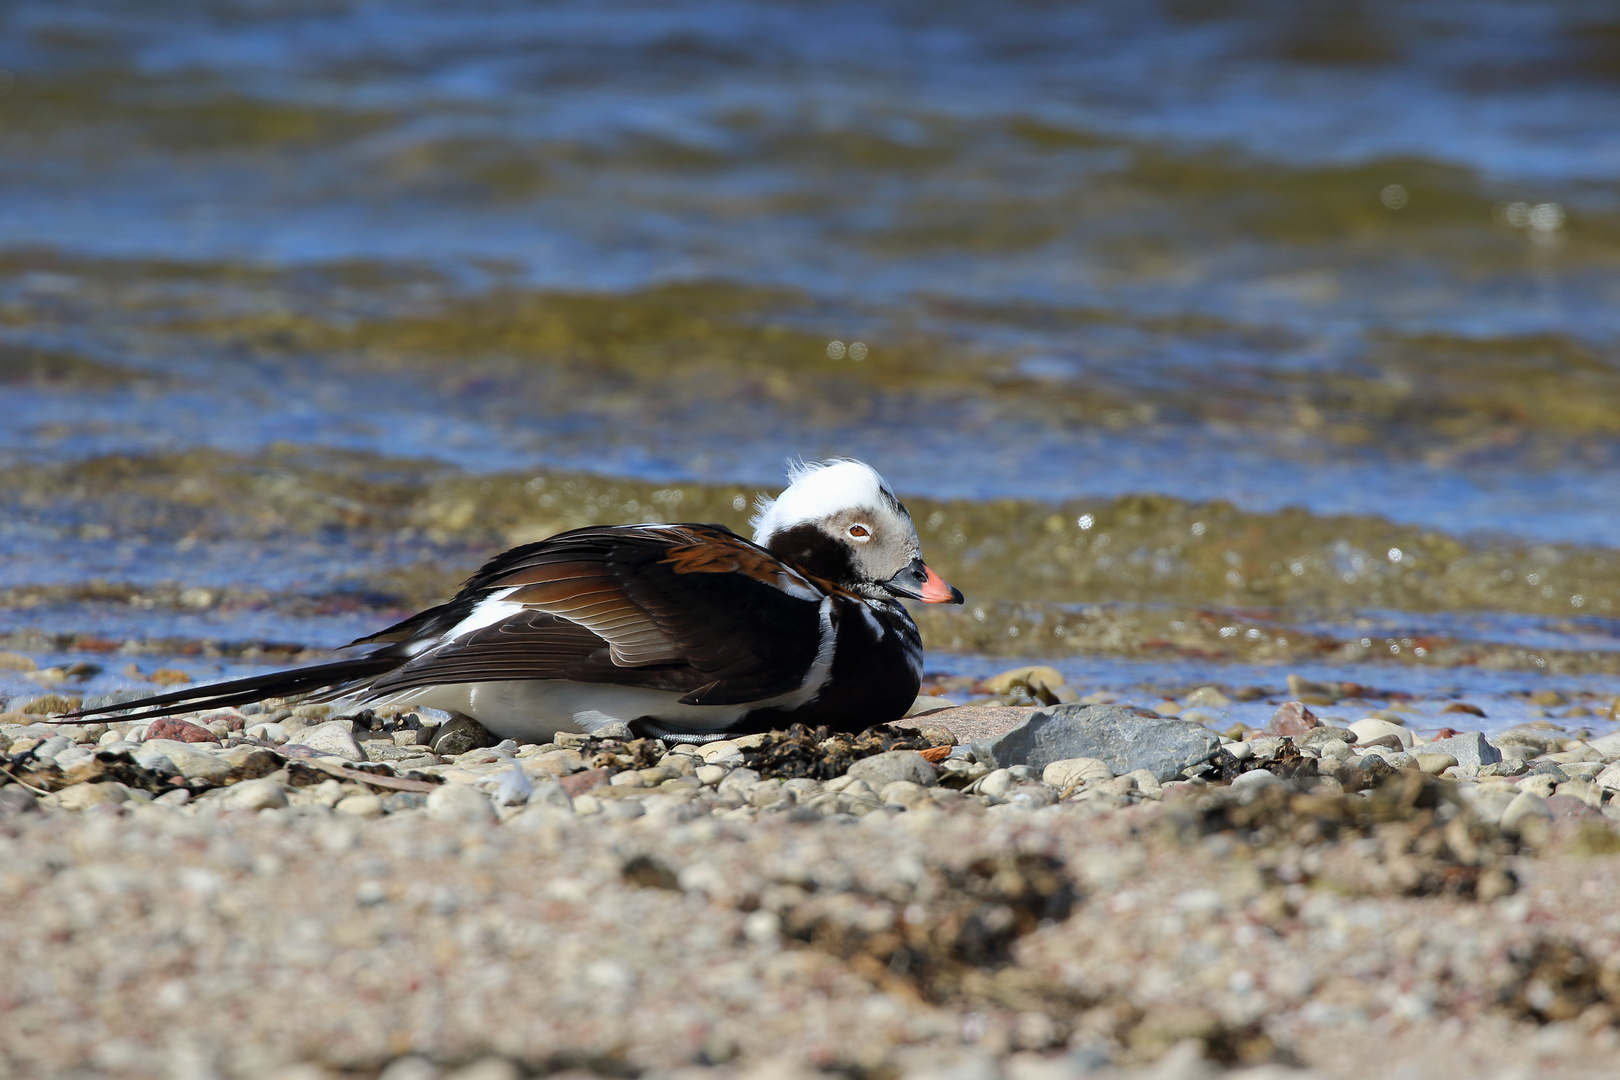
top-left (71, 459), bottom-right (963, 743)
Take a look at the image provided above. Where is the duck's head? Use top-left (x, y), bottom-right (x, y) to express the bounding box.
top-left (751, 459), bottom-right (963, 605)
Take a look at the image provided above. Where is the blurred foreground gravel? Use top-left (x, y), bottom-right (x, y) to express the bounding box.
top-left (6, 689), bottom-right (1620, 1079)
top-left (5, 779), bottom-right (1620, 1079)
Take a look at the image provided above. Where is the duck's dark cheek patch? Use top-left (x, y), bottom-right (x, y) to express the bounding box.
top-left (765, 523), bottom-right (858, 584)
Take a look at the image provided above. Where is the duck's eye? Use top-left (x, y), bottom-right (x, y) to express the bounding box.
top-left (848, 524), bottom-right (871, 540)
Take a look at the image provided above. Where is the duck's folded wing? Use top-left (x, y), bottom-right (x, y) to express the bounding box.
top-left (365, 525), bottom-right (830, 707)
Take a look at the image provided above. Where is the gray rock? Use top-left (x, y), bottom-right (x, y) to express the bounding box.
top-left (1587, 732), bottom-right (1620, 759)
top-left (1231, 769), bottom-right (1286, 792)
top-left (383, 792), bottom-right (428, 813)
top-left (426, 784), bottom-right (497, 824)
top-left (364, 742), bottom-right (429, 763)
top-left (1042, 757), bottom-right (1113, 790)
top-left (1426, 731), bottom-right (1501, 768)
top-left (978, 768), bottom-right (1014, 799)
top-left (1500, 790), bottom-right (1553, 835)
top-left (130, 747), bottom-right (176, 776)
top-left (52, 782), bottom-right (130, 812)
top-left (32, 735), bottom-right (73, 760)
top-left (971, 704), bottom-right (1222, 783)
top-left (526, 778), bottom-right (574, 811)
top-left (1003, 782), bottom-right (1058, 809)
top-left (142, 740), bottom-right (233, 784)
top-left (848, 750), bottom-right (938, 789)
top-left (430, 716), bottom-right (492, 757)
top-left (716, 768), bottom-right (762, 799)
top-left (1299, 726), bottom-right (1358, 748)
top-left (288, 720), bottom-right (365, 761)
top-left (218, 778), bottom-right (289, 811)
top-left (0, 785), bottom-right (40, 816)
top-left (76, 690), bottom-right (154, 715)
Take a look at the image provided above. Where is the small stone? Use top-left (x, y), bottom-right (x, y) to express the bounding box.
top-left (1246, 736), bottom-right (1287, 760)
top-left (1413, 753), bottom-right (1458, 775)
top-left (609, 770), bottom-right (647, 788)
top-left (0, 785), bottom-right (40, 815)
top-left (335, 794), bottom-right (385, 818)
top-left (1424, 731), bottom-right (1501, 768)
top-left (698, 740), bottom-right (742, 762)
top-left (695, 764), bottom-right (729, 786)
top-left (143, 741), bottom-right (232, 784)
top-left (1004, 782), bottom-right (1059, 809)
top-left (1287, 674), bottom-right (1341, 702)
top-left (363, 742), bottom-right (430, 763)
top-left (140, 717), bottom-right (213, 743)
top-left (52, 745), bottom-right (94, 771)
top-left (1518, 774), bottom-right (1558, 799)
top-left (476, 764), bottom-right (534, 806)
top-left (1349, 718), bottom-right (1414, 749)
top-left (848, 750), bottom-right (938, 789)
top-left (1586, 732), bottom-right (1620, 759)
top-left (980, 665), bottom-right (1073, 705)
top-left (1230, 769), bottom-right (1286, 792)
top-left (0, 651), bottom-right (37, 671)
top-left (32, 734), bottom-right (74, 760)
top-left (1299, 726), bottom-right (1358, 747)
top-left (1442, 702), bottom-right (1487, 717)
top-left (378, 1056), bottom-right (441, 1080)
top-left (1266, 701), bottom-right (1319, 737)
top-left (21, 693), bottom-right (81, 714)
top-left (521, 749), bottom-right (584, 776)
top-left (287, 720), bottom-right (364, 762)
top-left (525, 778), bottom-right (572, 811)
top-left (446, 1058), bottom-right (522, 1080)
top-left (1554, 779), bottom-right (1603, 809)
top-left (427, 784), bottom-right (497, 824)
top-left (431, 716), bottom-right (492, 757)
top-left (979, 768), bottom-right (1013, 799)
top-left (1182, 686), bottom-right (1232, 709)
top-left (1041, 757), bottom-right (1112, 790)
top-left (52, 782), bottom-right (130, 811)
top-left (1500, 790), bottom-right (1554, 835)
top-left (1594, 763), bottom-right (1620, 792)
top-left (881, 780), bottom-right (929, 808)
top-left (906, 696), bottom-right (959, 717)
top-left (246, 722), bottom-right (290, 744)
top-left (1315, 739), bottom-right (1354, 761)
top-left (219, 778), bottom-right (289, 811)
top-left (600, 798), bottom-right (645, 821)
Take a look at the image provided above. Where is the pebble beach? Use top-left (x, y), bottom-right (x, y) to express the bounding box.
top-left (7, 669), bottom-right (1620, 1080)
top-left (6, 3), bottom-right (1620, 1077)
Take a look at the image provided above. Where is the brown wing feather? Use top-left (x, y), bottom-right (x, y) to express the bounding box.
top-left (363, 524), bottom-right (829, 707)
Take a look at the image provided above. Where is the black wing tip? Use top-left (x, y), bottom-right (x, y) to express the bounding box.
top-left (42, 653), bottom-right (402, 725)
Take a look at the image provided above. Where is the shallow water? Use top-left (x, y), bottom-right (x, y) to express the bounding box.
top-left (2, 1), bottom-right (1618, 726)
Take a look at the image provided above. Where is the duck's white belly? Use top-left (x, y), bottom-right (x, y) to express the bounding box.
top-left (373, 680), bottom-right (751, 742)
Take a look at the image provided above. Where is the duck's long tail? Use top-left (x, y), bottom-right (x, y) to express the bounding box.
top-left (58, 652), bottom-right (403, 724)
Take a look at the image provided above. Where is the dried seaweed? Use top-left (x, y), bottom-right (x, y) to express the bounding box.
top-left (740, 723), bottom-right (942, 781)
